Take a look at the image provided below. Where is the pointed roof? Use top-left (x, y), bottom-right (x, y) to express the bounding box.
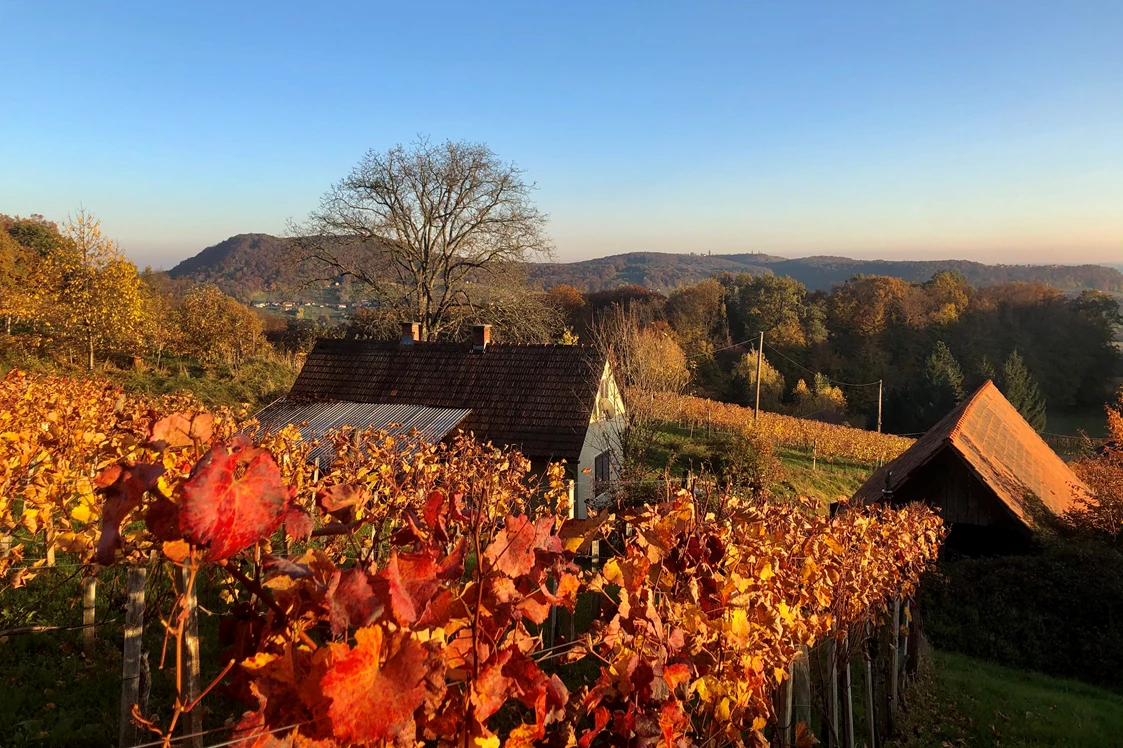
top-left (852, 381), bottom-right (1090, 528)
top-left (283, 339), bottom-right (610, 462)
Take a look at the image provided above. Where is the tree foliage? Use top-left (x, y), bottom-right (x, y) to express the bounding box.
top-left (294, 137), bottom-right (551, 341)
top-left (1000, 350), bottom-right (1047, 431)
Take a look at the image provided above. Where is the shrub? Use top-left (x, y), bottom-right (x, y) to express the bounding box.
top-left (921, 540), bottom-right (1123, 688)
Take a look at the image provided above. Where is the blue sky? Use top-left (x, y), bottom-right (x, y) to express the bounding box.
top-left (1, 1), bottom-right (1121, 268)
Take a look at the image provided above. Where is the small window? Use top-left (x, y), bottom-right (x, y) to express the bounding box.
top-left (594, 451), bottom-right (611, 495)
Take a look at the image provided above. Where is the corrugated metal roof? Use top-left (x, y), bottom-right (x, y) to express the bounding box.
top-left (254, 399), bottom-right (471, 462)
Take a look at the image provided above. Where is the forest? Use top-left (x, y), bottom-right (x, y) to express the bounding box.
top-left (549, 272), bottom-right (1122, 434)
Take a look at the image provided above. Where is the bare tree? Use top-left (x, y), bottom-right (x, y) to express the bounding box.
top-left (292, 138), bottom-right (551, 340)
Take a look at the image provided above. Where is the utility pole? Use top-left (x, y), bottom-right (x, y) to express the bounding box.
top-left (754, 331), bottom-right (764, 420)
top-left (877, 379), bottom-right (883, 433)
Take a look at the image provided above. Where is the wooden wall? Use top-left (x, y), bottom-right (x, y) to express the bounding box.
top-left (889, 448), bottom-right (1029, 554)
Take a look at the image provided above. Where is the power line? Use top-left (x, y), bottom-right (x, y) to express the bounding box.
top-left (761, 342), bottom-right (883, 388)
top-left (687, 335), bottom-right (762, 360)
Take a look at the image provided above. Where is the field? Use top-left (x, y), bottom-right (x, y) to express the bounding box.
top-left (891, 650), bottom-right (1123, 748)
top-left (648, 422), bottom-right (874, 506)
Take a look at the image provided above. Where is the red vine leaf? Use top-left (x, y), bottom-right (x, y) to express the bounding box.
top-left (483, 515), bottom-right (559, 578)
top-left (373, 551), bottom-right (441, 626)
top-left (178, 436), bottom-right (290, 561)
top-left (321, 626), bottom-right (429, 745)
top-left (663, 662), bottom-right (691, 691)
top-left (659, 700), bottom-right (688, 747)
top-left (283, 506), bottom-right (314, 542)
top-left (145, 497), bottom-right (181, 541)
top-left (316, 483), bottom-right (367, 516)
top-left (149, 411), bottom-right (214, 450)
top-left (94, 462), bottom-right (166, 565)
top-left (326, 568), bottom-right (382, 636)
top-left (471, 649), bottom-right (513, 723)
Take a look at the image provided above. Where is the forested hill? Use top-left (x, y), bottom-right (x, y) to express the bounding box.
top-left (169, 234), bottom-right (1123, 299)
top-left (168, 233), bottom-right (297, 298)
top-left (530, 252), bottom-right (1123, 293)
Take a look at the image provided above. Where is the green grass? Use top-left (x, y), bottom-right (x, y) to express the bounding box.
top-left (773, 448), bottom-right (874, 506)
top-left (892, 650), bottom-right (1123, 748)
top-left (0, 350), bottom-right (298, 409)
top-left (647, 423), bottom-right (874, 507)
top-left (0, 563), bottom-right (246, 747)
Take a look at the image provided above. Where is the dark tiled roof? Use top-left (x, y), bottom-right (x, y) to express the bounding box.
top-left (853, 381), bottom-right (1090, 529)
top-left (287, 339), bottom-right (609, 462)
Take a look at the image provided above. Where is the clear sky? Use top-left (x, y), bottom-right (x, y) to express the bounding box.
top-left (1, 1), bottom-right (1121, 269)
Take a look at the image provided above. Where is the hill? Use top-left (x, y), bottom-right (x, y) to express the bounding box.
top-left (529, 252), bottom-right (1123, 293)
top-left (167, 233), bottom-right (303, 300)
top-left (169, 234), bottom-right (1123, 299)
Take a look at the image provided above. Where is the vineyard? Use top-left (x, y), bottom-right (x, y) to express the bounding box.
top-left (0, 369), bottom-right (944, 747)
top-left (633, 391), bottom-right (916, 467)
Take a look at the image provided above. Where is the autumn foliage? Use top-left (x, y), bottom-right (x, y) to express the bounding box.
top-left (0, 370), bottom-right (944, 746)
top-left (635, 389), bottom-right (915, 467)
top-left (1068, 390), bottom-right (1123, 542)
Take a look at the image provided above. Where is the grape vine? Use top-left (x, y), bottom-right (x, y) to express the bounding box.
top-left (0, 370), bottom-right (944, 746)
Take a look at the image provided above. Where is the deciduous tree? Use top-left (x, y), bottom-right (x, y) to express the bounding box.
top-left (294, 137), bottom-right (551, 341)
top-left (55, 210), bottom-right (145, 369)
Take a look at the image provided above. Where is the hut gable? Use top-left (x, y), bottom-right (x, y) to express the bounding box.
top-left (853, 381), bottom-right (1090, 531)
top-left (282, 337), bottom-right (610, 463)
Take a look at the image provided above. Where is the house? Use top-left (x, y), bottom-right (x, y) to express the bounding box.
top-left (852, 380), bottom-right (1090, 553)
top-left (256, 323), bottom-right (625, 519)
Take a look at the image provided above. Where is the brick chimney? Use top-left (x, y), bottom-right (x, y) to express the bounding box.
top-left (472, 324), bottom-right (491, 352)
top-left (401, 322), bottom-right (420, 345)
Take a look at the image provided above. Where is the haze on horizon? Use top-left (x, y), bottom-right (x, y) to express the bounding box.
top-left (1, 1), bottom-right (1121, 270)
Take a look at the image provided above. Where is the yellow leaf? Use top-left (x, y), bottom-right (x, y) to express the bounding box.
top-left (70, 503), bottom-right (93, 524)
top-left (162, 539), bottom-right (190, 562)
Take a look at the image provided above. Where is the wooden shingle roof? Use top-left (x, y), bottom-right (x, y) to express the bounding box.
top-left (853, 381), bottom-right (1090, 529)
top-left (286, 339), bottom-right (609, 462)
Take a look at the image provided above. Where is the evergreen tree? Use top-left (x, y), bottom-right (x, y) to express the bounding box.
top-left (922, 341), bottom-right (966, 425)
top-left (1000, 349), bottom-right (1047, 431)
top-left (976, 356), bottom-right (997, 386)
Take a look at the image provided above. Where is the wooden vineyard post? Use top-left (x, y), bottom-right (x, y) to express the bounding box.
top-left (754, 331), bottom-right (764, 421)
top-left (888, 597), bottom-right (900, 715)
top-left (864, 624), bottom-right (877, 748)
top-left (841, 635), bottom-right (855, 748)
top-left (898, 600), bottom-right (909, 695)
top-left (827, 639), bottom-right (840, 747)
top-left (119, 567), bottom-right (147, 748)
top-left (82, 574), bottom-right (97, 654)
top-left (775, 669), bottom-right (794, 746)
top-left (793, 646), bottom-right (812, 735)
top-left (175, 565), bottom-right (203, 748)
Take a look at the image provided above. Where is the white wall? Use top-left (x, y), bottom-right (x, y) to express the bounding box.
top-left (574, 361), bottom-right (626, 519)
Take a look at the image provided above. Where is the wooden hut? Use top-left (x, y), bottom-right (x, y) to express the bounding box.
top-left (852, 381), bottom-right (1090, 553)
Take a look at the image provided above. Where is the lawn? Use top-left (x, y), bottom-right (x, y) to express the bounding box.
top-left (891, 650), bottom-right (1123, 748)
top-left (647, 422), bottom-right (873, 507)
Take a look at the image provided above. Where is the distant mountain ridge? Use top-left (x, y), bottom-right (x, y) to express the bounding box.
top-left (529, 251), bottom-right (1123, 293)
top-left (169, 234), bottom-right (1123, 300)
